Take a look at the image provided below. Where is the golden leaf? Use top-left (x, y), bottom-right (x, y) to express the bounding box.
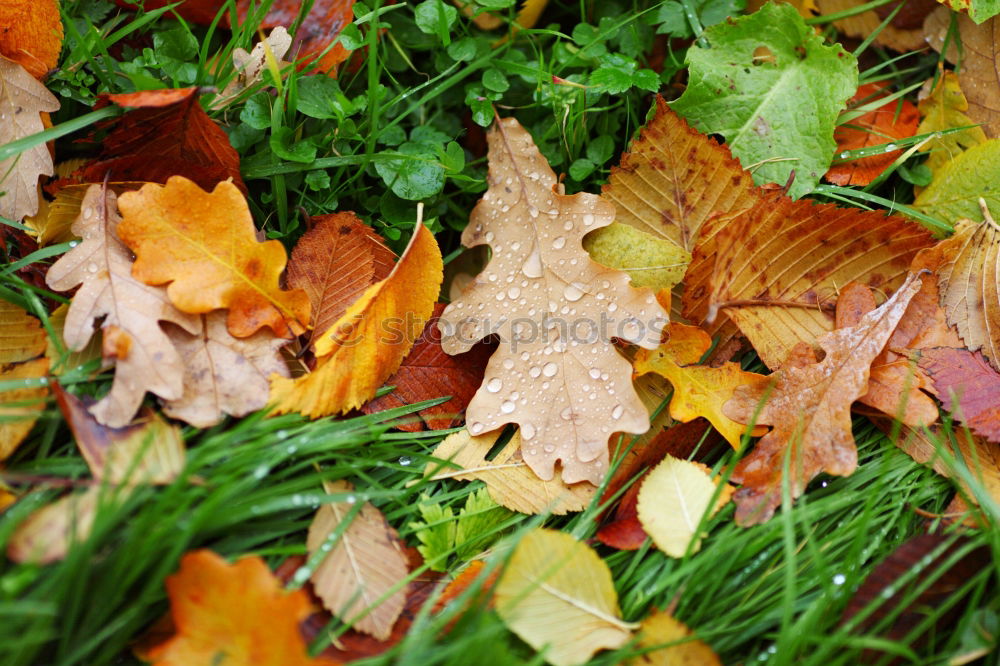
top-left (629, 611), bottom-right (722, 666)
top-left (0, 298), bottom-right (48, 458)
top-left (916, 72), bottom-right (988, 184)
top-left (583, 223), bottom-right (691, 306)
top-left (6, 486), bottom-right (106, 565)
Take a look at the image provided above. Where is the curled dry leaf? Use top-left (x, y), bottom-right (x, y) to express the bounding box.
top-left (495, 528), bottom-right (635, 666)
top-left (636, 455), bottom-right (732, 558)
top-left (0, 0), bottom-right (62, 79)
top-left (438, 117), bottom-right (667, 485)
top-left (46, 185), bottom-right (200, 427)
top-left (211, 26), bottom-right (292, 109)
top-left (684, 189), bottom-right (933, 369)
top-left (147, 550), bottom-right (339, 666)
top-left (271, 223), bottom-right (443, 418)
top-left (919, 347), bottom-right (1000, 441)
top-left (425, 429), bottom-right (595, 515)
top-left (0, 298), bottom-right (49, 459)
top-left (629, 611), bottom-right (722, 666)
top-left (633, 323), bottom-right (769, 447)
top-left (723, 273), bottom-right (923, 525)
top-left (916, 72), bottom-right (988, 183)
top-left (307, 480), bottom-right (409, 641)
top-left (0, 57), bottom-right (59, 222)
top-left (117, 176), bottom-right (310, 339)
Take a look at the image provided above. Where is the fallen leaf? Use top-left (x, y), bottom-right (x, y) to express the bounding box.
top-left (363, 303), bottom-right (494, 430)
top-left (672, 3), bottom-right (858, 198)
top-left (636, 455), bottom-right (732, 558)
top-left (45, 184), bottom-right (200, 427)
top-left (161, 311), bottom-right (290, 427)
top-left (55, 384), bottom-right (185, 485)
top-left (6, 486), bottom-right (105, 565)
top-left (270, 223), bottom-right (443, 417)
top-left (913, 139), bottom-right (1000, 225)
top-left (0, 0), bottom-right (62, 79)
top-left (0, 284), bottom-right (50, 458)
top-left (919, 347), bottom-right (1000, 441)
top-left (438, 117), bottom-right (667, 485)
top-left (826, 83), bottom-right (920, 186)
top-left (432, 560), bottom-right (497, 613)
top-left (815, 0), bottom-right (928, 52)
top-left (925, 9), bottom-right (1000, 138)
top-left (495, 528), bottom-right (635, 666)
top-left (307, 480), bottom-right (409, 641)
top-left (583, 223), bottom-right (691, 306)
top-left (723, 272), bottom-right (924, 525)
top-left (916, 72), bottom-right (988, 183)
top-left (424, 428), bottom-right (595, 515)
top-left (44, 303), bottom-right (102, 374)
top-left (629, 611), bottom-right (722, 666)
top-left (26, 182), bottom-right (143, 248)
top-left (0, 57), bottom-right (59, 222)
top-left (71, 87), bottom-right (245, 194)
top-left (147, 550), bottom-right (339, 666)
top-left (454, 0), bottom-right (549, 30)
top-left (211, 26), bottom-right (291, 109)
top-left (244, 0), bottom-right (357, 75)
top-left (633, 323), bottom-right (770, 447)
top-left (111, 0), bottom-right (229, 24)
top-left (684, 189), bottom-right (933, 368)
top-left (117, 176), bottom-right (310, 338)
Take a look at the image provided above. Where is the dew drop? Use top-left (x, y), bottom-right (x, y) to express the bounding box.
top-left (510, 241), bottom-right (521, 251)
top-left (563, 220), bottom-right (574, 231)
top-left (588, 368), bottom-right (601, 380)
top-left (543, 444), bottom-right (555, 453)
top-left (529, 207), bottom-right (539, 218)
top-left (470, 421), bottom-right (485, 434)
top-left (508, 286), bottom-right (521, 299)
top-left (608, 302), bottom-right (618, 312)
top-left (522, 249), bottom-right (543, 278)
top-left (552, 236), bottom-right (566, 250)
top-left (68, 240), bottom-right (78, 248)
top-left (542, 362), bottom-right (558, 377)
top-left (583, 214), bottom-right (595, 226)
top-left (398, 456), bottom-right (412, 466)
top-left (563, 282), bottom-right (585, 301)
top-left (501, 400), bottom-right (516, 413)
top-left (520, 351), bottom-right (530, 361)
top-left (883, 143), bottom-right (897, 152)
top-left (529, 366), bottom-right (541, 378)
top-left (485, 231), bottom-right (495, 242)
top-left (486, 377), bottom-right (503, 393)
top-left (839, 151), bottom-right (849, 159)
top-left (253, 464), bottom-right (269, 479)
top-left (521, 423), bottom-right (536, 439)
top-left (503, 358), bottom-right (515, 370)
top-left (560, 407), bottom-right (574, 420)
top-left (611, 404), bottom-right (624, 420)
top-left (292, 568), bottom-right (311, 585)
top-left (345, 494), bottom-right (357, 504)
top-left (83, 207), bottom-right (94, 220)
top-left (832, 573), bottom-right (846, 586)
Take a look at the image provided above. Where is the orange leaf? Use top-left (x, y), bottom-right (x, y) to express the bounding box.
top-left (0, 0), bottom-right (62, 80)
top-left (270, 223), bottom-right (444, 418)
top-left (117, 176), bottom-right (311, 338)
top-left (826, 83), bottom-right (920, 186)
top-left (72, 88), bottom-right (245, 194)
top-left (148, 550), bottom-right (340, 666)
top-left (919, 347), bottom-right (1000, 442)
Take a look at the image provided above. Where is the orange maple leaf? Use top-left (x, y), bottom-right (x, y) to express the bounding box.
top-left (0, 0), bottom-right (62, 80)
top-left (147, 550), bottom-right (340, 666)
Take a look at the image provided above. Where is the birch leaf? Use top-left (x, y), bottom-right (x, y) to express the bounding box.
top-left (495, 528), bottom-right (635, 666)
top-left (912, 140), bottom-right (1000, 225)
top-left (919, 347), bottom-right (1000, 441)
top-left (307, 480), bottom-right (409, 641)
top-left (916, 72), bottom-right (988, 181)
top-left (438, 117), bottom-right (667, 485)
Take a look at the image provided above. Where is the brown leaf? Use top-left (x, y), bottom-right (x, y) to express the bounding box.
top-left (684, 189), bottom-right (933, 368)
top-left (45, 185), bottom-right (200, 427)
top-left (307, 480), bottom-right (409, 641)
top-left (919, 347), bottom-right (1000, 441)
top-left (72, 88), bottom-right (245, 194)
top-left (925, 9), bottom-right (1000, 138)
top-left (0, 57), bottom-right (59, 222)
top-left (240, 0), bottom-right (357, 75)
top-left (0, 0), bottom-right (63, 80)
top-left (6, 486), bottom-right (106, 564)
top-left (723, 273), bottom-right (923, 525)
top-left (363, 303), bottom-right (494, 430)
top-left (816, 0), bottom-right (927, 52)
top-left (438, 117), bottom-right (668, 485)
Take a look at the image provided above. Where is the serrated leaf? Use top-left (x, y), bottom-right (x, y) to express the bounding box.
top-left (914, 140), bottom-right (1000, 225)
top-left (919, 347), bottom-right (1000, 441)
top-left (629, 611), bottom-right (722, 666)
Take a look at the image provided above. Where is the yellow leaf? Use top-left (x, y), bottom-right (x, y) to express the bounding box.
top-left (583, 223), bottom-right (691, 305)
top-left (0, 298), bottom-right (49, 459)
top-left (425, 428), bottom-right (595, 515)
top-left (633, 323), bottom-right (769, 447)
top-left (25, 182), bottom-right (145, 247)
top-left (917, 72), bottom-right (988, 184)
top-left (6, 486), bottom-right (108, 564)
top-left (636, 455), bottom-right (732, 558)
top-left (496, 528), bottom-right (635, 666)
top-left (117, 176), bottom-right (311, 338)
top-left (629, 611), bottom-right (722, 666)
top-left (270, 223), bottom-right (443, 418)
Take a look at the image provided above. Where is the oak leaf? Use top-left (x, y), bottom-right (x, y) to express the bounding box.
top-left (270, 223), bottom-right (443, 418)
top-left (723, 272), bottom-right (923, 525)
top-left (307, 480), bottom-right (409, 641)
top-left (629, 611), bottom-right (722, 666)
top-left (916, 72), bottom-right (988, 183)
top-left (46, 185), bottom-right (200, 427)
top-left (919, 347), bottom-right (1000, 441)
top-left (684, 189), bottom-right (933, 368)
top-left (826, 83), bottom-right (920, 187)
top-left (438, 117), bottom-right (667, 485)
top-left (814, 0), bottom-right (927, 51)
top-left (633, 323), bottom-right (769, 447)
top-left (0, 0), bottom-right (62, 79)
top-left (147, 550), bottom-right (339, 666)
top-left (0, 298), bottom-right (49, 459)
top-left (424, 428), bottom-right (595, 515)
top-left (117, 176), bottom-right (310, 339)
top-left (495, 528), bottom-right (635, 666)
top-left (0, 57), bottom-right (59, 222)
top-left (71, 87), bottom-right (245, 193)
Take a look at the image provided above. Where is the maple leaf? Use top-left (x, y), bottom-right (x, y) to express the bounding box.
top-left (825, 83), bottom-right (920, 186)
top-left (71, 88), bottom-right (245, 194)
top-left (0, 298), bottom-right (49, 459)
top-left (45, 185), bottom-right (200, 427)
top-left (117, 176), bottom-right (310, 339)
top-left (633, 323), bottom-right (770, 447)
top-left (0, 0), bottom-right (62, 80)
top-left (684, 189), bottom-right (933, 368)
top-left (147, 550), bottom-right (339, 666)
top-left (307, 480), bottom-right (409, 641)
top-left (814, 0), bottom-right (928, 51)
top-left (916, 72), bottom-right (988, 184)
top-left (630, 611), bottom-right (722, 666)
top-left (270, 223), bottom-right (443, 418)
top-left (424, 428), bottom-right (596, 515)
top-left (723, 272), bottom-right (923, 525)
top-left (0, 57), bottom-right (59, 222)
top-left (495, 528), bottom-right (636, 666)
top-left (438, 117), bottom-right (667, 485)
top-left (210, 26), bottom-right (292, 110)
top-left (918, 347), bottom-right (1000, 441)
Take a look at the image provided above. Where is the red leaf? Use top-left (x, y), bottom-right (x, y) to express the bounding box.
top-left (249, 0), bottom-right (358, 75)
top-left (919, 346), bottom-right (1000, 442)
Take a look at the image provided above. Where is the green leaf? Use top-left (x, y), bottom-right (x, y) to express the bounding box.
top-left (454, 488), bottom-right (511, 560)
top-left (569, 158), bottom-right (595, 181)
top-left (240, 92), bottom-right (271, 130)
top-left (414, 0), bottom-right (458, 42)
top-left (913, 139), bottom-right (1000, 225)
top-left (937, 0), bottom-right (1000, 23)
top-left (296, 76), bottom-right (357, 120)
top-left (270, 127), bottom-right (316, 163)
top-left (374, 142), bottom-right (446, 200)
top-left (411, 499), bottom-right (457, 571)
top-left (482, 68), bottom-right (509, 93)
top-left (671, 3), bottom-right (858, 199)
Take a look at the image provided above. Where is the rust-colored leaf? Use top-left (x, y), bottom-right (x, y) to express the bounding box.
top-left (826, 83), bottom-right (920, 186)
top-left (919, 347), bottom-right (1000, 441)
top-left (0, 0), bottom-right (62, 80)
top-left (255, 0), bottom-right (357, 75)
top-left (723, 273), bottom-right (923, 525)
top-left (117, 176), bottom-right (311, 339)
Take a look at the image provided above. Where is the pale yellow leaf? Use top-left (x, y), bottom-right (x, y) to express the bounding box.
top-left (6, 486), bottom-right (120, 564)
top-left (629, 611), bottom-right (722, 666)
top-left (583, 222), bottom-right (691, 304)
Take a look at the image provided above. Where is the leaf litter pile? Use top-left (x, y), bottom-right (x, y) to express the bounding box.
top-left (2, 1), bottom-right (1000, 665)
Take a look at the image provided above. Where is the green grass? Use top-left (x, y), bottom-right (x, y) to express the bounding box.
top-left (2, 1), bottom-right (1000, 665)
